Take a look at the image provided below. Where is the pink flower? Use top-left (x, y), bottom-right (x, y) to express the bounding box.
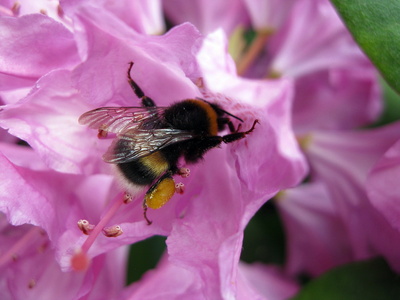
top-left (162, 0), bottom-right (382, 132)
top-left (277, 183), bottom-right (353, 276)
top-left (0, 142), bottom-right (125, 299)
top-left (91, 0), bottom-right (165, 34)
top-left (0, 0), bottom-right (63, 20)
top-left (0, 13), bottom-right (80, 104)
top-left (277, 122), bottom-right (400, 276)
top-left (242, 0), bottom-right (296, 31)
top-left (2, 0), bottom-right (395, 298)
top-left (366, 138), bottom-right (400, 270)
top-left (118, 256), bottom-right (299, 300)
top-left (118, 255), bottom-right (202, 299)
top-left (367, 139), bottom-right (400, 229)
top-left (0, 12), bottom-right (206, 265)
top-left (302, 122), bottom-right (400, 270)
top-left (158, 29), bottom-right (307, 299)
top-left (163, 0), bottom-right (249, 35)
top-left (292, 67), bottom-right (381, 133)
top-left (249, 0), bottom-right (383, 277)
top-left (0, 2), bottom-right (307, 299)
top-left (236, 262), bottom-right (299, 300)
top-left (268, 0), bottom-right (367, 78)
top-left (265, 0), bottom-right (382, 131)
top-left (0, 215), bottom-right (127, 300)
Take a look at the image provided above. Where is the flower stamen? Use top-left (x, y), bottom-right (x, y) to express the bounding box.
top-left (11, 2), bottom-right (20, 16)
top-left (0, 226), bottom-right (42, 268)
top-left (28, 279), bottom-right (36, 289)
top-left (71, 193), bottom-right (126, 271)
top-left (97, 124), bottom-right (109, 139)
top-left (0, 2), bottom-right (18, 16)
top-left (123, 192), bottom-right (133, 203)
top-left (175, 182), bottom-right (185, 194)
top-left (71, 249), bottom-right (90, 272)
top-left (178, 167), bottom-right (190, 178)
top-left (296, 134), bottom-right (313, 151)
top-left (102, 225), bottom-right (123, 237)
top-left (57, 4), bottom-right (64, 18)
top-left (236, 29), bottom-right (274, 76)
top-left (77, 219), bottom-right (95, 235)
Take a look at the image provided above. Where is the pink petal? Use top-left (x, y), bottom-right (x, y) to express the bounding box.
top-left (367, 139), bottom-right (400, 231)
top-left (366, 139), bottom-right (400, 271)
top-left (0, 218), bottom-right (127, 300)
top-left (304, 122), bottom-right (400, 266)
top-left (100, 0), bottom-right (165, 34)
top-left (0, 14), bottom-right (79, 77)
top-left (163, 30), bottom-right (307, 299)
top-left (119, 256), bottom-right (203, 300)
top-left (0, 144), bottom-right (114, 247)
top-left (242, 0), bottom-right (296, 30)
top-left (68, 19), bottom-right (202, 107)
top-left (237, 262), bottom-right (299, 300)
top-left (197, 30), bottom-right (308, 195)
top-left (0, 70), bottom-right (101, 174)
top-left (269, 0), bottom-right (368, 77)
top-left (277, 183), bottom-right (352, 276)
top-left (0, 0), bottom-right (64, 21)
top-left (293, 66), bottom-right (381, 133)
top-left (163, 0), bottom-right (249, 35)
top-left (0, 151), bottom-right (75, 234)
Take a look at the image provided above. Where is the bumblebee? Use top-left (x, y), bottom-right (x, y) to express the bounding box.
top-left (79, 62), bottom-right (258, 224)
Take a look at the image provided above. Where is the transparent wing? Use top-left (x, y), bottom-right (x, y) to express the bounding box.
top-left (103, 128), bottom-right (196, 163)
top-left (78, 106), bottom-right (166, 133)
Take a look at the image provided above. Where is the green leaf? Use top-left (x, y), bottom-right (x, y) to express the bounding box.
top-left (241, 201), bottom-right (286, 265)
top-left (372, 77), bottom-right (400, 126)
top-left (331, 0), bottom-right (400, 94)
top-left (290, 257), bottom-right (400, 300)
top-left (126, 235), bottom-right (166, 285)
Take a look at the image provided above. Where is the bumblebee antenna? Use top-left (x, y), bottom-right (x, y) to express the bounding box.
top-left (218, 108), bottom-right (244, 122)
top-left (196, 98), bottom-right (244, 122)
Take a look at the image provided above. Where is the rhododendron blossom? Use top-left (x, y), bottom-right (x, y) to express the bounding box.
top-left (0, 1), bottom-right (308, 299)
top-left (301, 124), bottom-right (400, 270)
top-left (276, 183), bottom-right (353, 276)
top-left (1, 0), bottom-right (399, 299)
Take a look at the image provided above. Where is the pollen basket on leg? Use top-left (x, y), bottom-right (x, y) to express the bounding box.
top-left (145, 177), bottom-right (176, 209)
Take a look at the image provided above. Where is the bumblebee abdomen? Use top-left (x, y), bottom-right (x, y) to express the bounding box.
top-left (117, 152), bottom-right (169, 186)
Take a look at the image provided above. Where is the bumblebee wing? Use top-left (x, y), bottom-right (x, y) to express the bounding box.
top-left (103, 128), bottom-right (195, 163)
top-left (78, 106), bottom-right (166, 133)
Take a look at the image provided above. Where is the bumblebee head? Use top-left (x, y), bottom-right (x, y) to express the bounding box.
top-left (198, 99), bottom-right (243, 132)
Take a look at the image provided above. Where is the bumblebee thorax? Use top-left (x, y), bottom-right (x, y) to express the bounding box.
top-left (164, 99), bottom-right (218, 135)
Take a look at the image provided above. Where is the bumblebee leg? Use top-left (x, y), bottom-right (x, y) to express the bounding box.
top-left (142, 172), bottom-right (176, 225)
top-left (143, 206), bottom-right (152, 225)
top-left (221, 119), bottom-right (259, 144)
top-left (127, 62), bottom-right (156, 107)
top-left (218, 117), bottom-right (237, 133)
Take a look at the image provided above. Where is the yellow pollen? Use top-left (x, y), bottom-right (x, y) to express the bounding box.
top-left (145, 177), bottom-right (176, 209)
top-left (296, 134), bottom-right (313, 151)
